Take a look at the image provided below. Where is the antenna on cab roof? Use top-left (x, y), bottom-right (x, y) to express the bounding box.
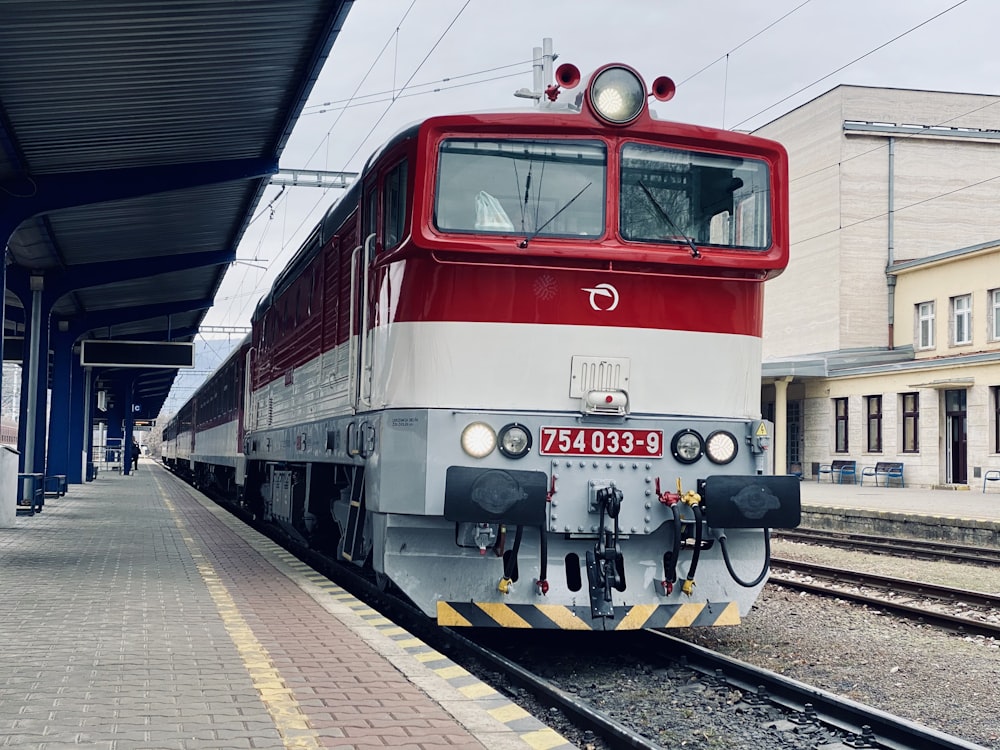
top-left (513, 37), bottom-right (558, 105)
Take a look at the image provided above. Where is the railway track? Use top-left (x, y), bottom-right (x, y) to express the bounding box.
top-left (468, 625), bottom-right (992, 750)
top-left (774, 528), bottom-right (1000, 565)
top-left (769, 557), bottom-right (1000, 638)
top-left (642, 631), bottom-right (990, 750)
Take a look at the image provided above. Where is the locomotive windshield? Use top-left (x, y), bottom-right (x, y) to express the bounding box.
top-left (620, 143), bottom-right (771, 250)
top-left (435, 138), bottom-right (606, 238)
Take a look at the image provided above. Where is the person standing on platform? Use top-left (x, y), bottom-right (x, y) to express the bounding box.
top-left (132, 439), bottom-right (140, 472)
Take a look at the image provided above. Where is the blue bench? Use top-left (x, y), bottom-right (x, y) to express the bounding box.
top-left (985, 470), bottom-right (1000, 493)
top-left (817, 460), bottom-right (856, 484)
top-left (862, 462), bottom-right (904, 488)
top-left (45, 474), bottom-right (67, 497)
top-left (16, 472), bottom-right (44, 515)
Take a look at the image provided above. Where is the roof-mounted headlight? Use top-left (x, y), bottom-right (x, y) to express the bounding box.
top-left (589, 66), bottom-right (646, 124)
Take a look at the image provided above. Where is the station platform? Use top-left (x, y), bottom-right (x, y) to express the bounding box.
top-left (801, 477), bottom-right (1000, 547)
top-left (0, 461), bottom-right (573, 750)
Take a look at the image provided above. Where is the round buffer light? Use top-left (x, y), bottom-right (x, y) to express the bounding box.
top-left (498, 423), bottom-right (532, 459)
top-left (589, 66), bottom-right (646, 124)
top-left (705, 430), bottom-right (738, 465)
top-left (671, 429), bottom-right (704, 464)
top-left (461, 422), bottom-right (497, 458)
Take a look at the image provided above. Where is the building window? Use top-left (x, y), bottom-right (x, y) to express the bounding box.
top-left (917, 301), bottom-right (935, 349)
top-left (990, 289), bottom-right (1000, 342)
top-left (833, 397), bottom-right (849, 453)
top-left (952, 294), bottom-right (972, 345)
top-left (866, 395), bottom-right (882, 453)
top-left (901, 392), bottom-right (919, 453)
top-left (994, 385), bottom-right (1000, 453)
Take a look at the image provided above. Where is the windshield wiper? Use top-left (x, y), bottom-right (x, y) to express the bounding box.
top-left (518, 182), bottom-right (591, 249)
top-left (636, 180), bottom-right (701, 259)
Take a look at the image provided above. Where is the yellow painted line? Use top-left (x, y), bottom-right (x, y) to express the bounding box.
top-left (489, 704), bottom-right (531, 722)
top-left (534, 604), bottom-right (593, 630)
top-left (432, 664), bottom-right (470, 680)
top-left (436, 602), bottom-right (472, 626)
top-left (522, 728), bottom-right (575, 750)
top-left (713, 601), bottom-right (742, 625)
top-left (458, 682), bottom-right (498, 699)
top-left (666, 602), bottom-right (704, 628)
top-left (413, 650), bottom-right (448, 663)
top-left (615, 603), bottom-right (657, 630)
top-left (394, 628), bottom-right (424, 648)
top-left (158, 488), bottom-right (320, 750)
top-left (475, 602), bottom-right (532, 628)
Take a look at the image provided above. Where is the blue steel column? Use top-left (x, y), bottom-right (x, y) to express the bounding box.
top-left (67, 354), bottom-right (85, 484)
top-left (0, 249), bottom-right (6, 388)
top-left (104, 387), bottom-right (123, 472)
top-left (8, 271), bottom-right (54, 478)
top-left (82, 367), bottom-right (93, 481)
top-left (46, 329), bottom-right (74, 482)
top-left (123, 376), bottom-right (136, 477)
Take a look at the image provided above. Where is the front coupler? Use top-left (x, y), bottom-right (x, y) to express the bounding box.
top-left (585, 483), bottom-right (625, 618)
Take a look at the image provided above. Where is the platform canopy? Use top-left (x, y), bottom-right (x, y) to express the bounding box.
top-left (0, 0), bottom-right (354, 416)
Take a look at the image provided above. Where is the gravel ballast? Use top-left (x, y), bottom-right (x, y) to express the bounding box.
top-left (678, 540), bottom-right (1000, 748)
top-left (485, 539), bottom-right (1000, 749)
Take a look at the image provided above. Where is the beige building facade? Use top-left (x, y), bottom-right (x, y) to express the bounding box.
top-left (755, 85), bottom-right (1000, 487)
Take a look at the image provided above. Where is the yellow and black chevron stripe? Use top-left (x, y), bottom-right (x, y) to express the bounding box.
top-left (437, 600), bottom-right (741, 630)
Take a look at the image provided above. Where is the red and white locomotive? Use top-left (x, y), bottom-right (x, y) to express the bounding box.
top-left (163, 62), bottom-right (800, 631)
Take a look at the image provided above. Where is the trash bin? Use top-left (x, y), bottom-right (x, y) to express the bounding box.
top-left (0, 446), bottom-right (18, 528)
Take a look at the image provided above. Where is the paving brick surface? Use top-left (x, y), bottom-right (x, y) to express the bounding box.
top-left (0, 464), bottom-right (509, 750)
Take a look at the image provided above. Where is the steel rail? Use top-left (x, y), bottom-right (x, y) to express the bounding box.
top-left (771, 557), bottom-right (1000, 609)
top-left (768, 569), bottom-right (1000, 639)
top-left (774, 528), bottom-right (1000, 565)
top-left (649, 631), bottom-right (991, 750)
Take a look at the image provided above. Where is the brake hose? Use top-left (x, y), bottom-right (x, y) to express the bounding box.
top-left (718, 528), bottom-right (771, 588)
top-left (503, 525), bottom-right (524, 580)
top-left (681, 502), bottom-right (704, 595)
top-left (663, 503), bottom-right (681, 593)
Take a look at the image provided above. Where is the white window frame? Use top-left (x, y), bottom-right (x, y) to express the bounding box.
top-left (917, 301), bottom-right (935, 350)
top-left (990, 288), bottom-right (1000, 342)
top-left (952, 294), bottom-right (972, 345)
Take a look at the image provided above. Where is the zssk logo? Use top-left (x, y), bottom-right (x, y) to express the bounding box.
top-left (582, 282), bottom-right (619, 311)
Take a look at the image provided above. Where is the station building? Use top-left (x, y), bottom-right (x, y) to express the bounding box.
top-left (755, 85), bottom-right (1000, 487)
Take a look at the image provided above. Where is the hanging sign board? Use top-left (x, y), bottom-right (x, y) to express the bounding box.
top-left (80, 340), bottom-right (195, 369)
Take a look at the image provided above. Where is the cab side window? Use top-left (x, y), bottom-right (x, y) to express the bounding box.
top-left (364, 184), bottom-right (378, 241)
top-left (383, 160), bottom-right (408, 249)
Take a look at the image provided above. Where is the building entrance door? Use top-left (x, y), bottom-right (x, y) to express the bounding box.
top-left (944, 389), bottom-right (967, 484)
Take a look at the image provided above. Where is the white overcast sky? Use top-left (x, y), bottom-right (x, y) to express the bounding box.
top-left (200, 0), bottom-right (998, 334)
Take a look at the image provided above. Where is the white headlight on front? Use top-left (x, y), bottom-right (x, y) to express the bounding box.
top-left (461, 422), bottom-right (496, 458)
top-left (705, 430), bottom-right (738, 465)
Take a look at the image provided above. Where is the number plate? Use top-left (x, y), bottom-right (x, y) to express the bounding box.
top-left (539, 427), bottom-right (663, 457)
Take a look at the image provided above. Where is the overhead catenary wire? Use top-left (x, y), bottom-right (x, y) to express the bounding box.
top-left (214, 1), bottom-right (990, 337)
top-left (730, 0), bottom-right (971, 130)
top-left (299, 59), bottom-right (535, 113)
top-left (200, 0), bottom-right (477, 347)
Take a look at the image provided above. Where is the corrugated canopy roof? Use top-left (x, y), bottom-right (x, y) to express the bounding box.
top-left (1, 0), bottom-right (354, 417)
